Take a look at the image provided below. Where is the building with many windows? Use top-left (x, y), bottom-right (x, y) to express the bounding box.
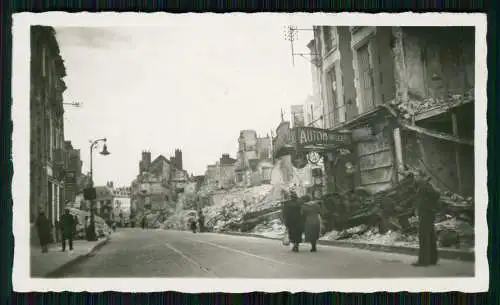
top-left (273, 26), bottom-right (474, 197)
top-left (30, 26), bottom-right (68, 227)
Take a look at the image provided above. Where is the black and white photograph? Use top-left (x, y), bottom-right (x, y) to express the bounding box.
top-left (12, 13), bottom-right (487, 292)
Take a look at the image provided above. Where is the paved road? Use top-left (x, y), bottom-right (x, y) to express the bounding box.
top-left (52, 228), bottom-right (474, 278)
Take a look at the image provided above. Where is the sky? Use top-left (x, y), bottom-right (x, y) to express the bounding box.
top-left (55, 24), bottom-right (314, 187)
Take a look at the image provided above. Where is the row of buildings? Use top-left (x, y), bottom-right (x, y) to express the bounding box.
top-left (277, 26), bottom-right (474, 197)
top-left (30, 26), bottom-right (133, 238)
top-left (203, 130), bottom-right (274, 190)
top-left (29, 26), bottom-right (88, 231)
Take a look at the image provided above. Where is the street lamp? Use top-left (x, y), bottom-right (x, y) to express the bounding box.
top-left (87, 138), bottom-right (110, 241)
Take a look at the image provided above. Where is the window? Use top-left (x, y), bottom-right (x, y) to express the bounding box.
top-left (328, 68), bottom-right (338, 126)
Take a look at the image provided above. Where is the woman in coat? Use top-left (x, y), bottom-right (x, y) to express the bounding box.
top-left (282, 190), bottom-right (304, 252)
top-left (302, 199), bottom-right (322, 252)
top-left (36, 210), bottom-right (51, 253)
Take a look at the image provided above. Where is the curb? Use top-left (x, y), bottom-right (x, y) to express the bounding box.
top-left (220, 232), bottom-right (474, 262)
top-left (45, 236), bottom-right (110, 278)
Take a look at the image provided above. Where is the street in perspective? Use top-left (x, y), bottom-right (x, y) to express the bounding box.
top-left (29, 23), bottom-right (475, 278)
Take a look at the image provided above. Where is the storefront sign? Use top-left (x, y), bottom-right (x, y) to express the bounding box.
top-left (293, 127), bottom-right (352, 147)
top-left (273, 123), bottom-right (352, 158)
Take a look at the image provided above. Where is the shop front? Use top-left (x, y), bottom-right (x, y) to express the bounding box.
top-left (272, 121), bottom-right (354, 196)
top-left (272, 106), bottom-right (407, 197)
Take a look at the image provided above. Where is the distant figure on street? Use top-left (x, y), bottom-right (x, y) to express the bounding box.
top-left (54, 219), bottom-right (60, 243)
top-left (198, 211), bottom-right (205, 233)
top-left (112, 221), bottom-right (117, 232)
top-left (141, 217), bottom-right (146, 230)
top-left (35, 210), bottom-right (51, 253)
top-left (74, 215), bottom-right (79, 238)
top-left (281, 189), bottom-right (304, 252)
top-left (190, 218), bottom-right (197, 233)
top-left (60, 208), bottom-right (75, 252)
top-left (301, 197), bottom-right (322, 252)
top-left (412, 169), bottom-right (441, 267)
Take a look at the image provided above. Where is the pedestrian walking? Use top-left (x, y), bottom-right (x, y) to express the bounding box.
top-left (411, 170), bottom-right (441, 267)
top-left (54, 219), bottom-right (60, 243)
top-left (35, 210), bottom-right (51, 253)
top-left (302, 198), bottom-right (322, 252)
top-left (73, 215), bottom-right (79, 239)
top-left (198, 211), bottom-right (205, 233)
top-left (281, 189), bottom-right (304, 252)
top-left (60, 208), bottom-right (75, 252)
top-left (141, 217), bottom-right (146, 230)
top-left (190, 218), bottom-right (197, 233)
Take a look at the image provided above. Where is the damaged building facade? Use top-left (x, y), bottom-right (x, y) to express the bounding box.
top-left (30, 26), bottom-right (67, 224)
top-left (130, 150), bottom-right (186, 219)
top-left (274, 26), bottom-right (474, 198)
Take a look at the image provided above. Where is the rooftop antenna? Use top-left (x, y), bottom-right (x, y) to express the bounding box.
top-left (63, 101), bottom-right (82, 107)
top-left (283, 25), bottom-right (320, 68)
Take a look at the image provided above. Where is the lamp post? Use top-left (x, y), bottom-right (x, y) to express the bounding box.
top-left (87, 138), bottom-right (110, 241)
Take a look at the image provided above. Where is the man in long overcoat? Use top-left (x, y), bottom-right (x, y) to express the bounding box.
top-left (60, 208), bottom-right (75, 252)
top-left (282, 190), bottom-right (304, 252)
top-left (412, 170), bottom-right (441, 267)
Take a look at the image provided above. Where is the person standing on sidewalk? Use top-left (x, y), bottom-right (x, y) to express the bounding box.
top-left (410, 168), bottom-right (441, 267)
top-left (60, 208), bottom-right (75, 252)
top-left (35, 210), bottom-right (51, 253)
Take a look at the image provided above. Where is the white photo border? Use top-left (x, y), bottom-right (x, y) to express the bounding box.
top-left (11, 12), bottom-right (488, 293)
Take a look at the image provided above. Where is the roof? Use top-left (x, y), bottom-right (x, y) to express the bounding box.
top-left (94, 186), bottom-right (114, 198)
top-left (151, 155), bottom-right (170, 165)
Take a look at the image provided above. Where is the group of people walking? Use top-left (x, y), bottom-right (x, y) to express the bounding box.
top-left (279, 168), bottom-right (441, 267)
top-left (35, 208), bottom-right (77, 253)
top-left (190, 211), bottom-right (205, 233)
top-left (281, 188), bottom-right (322, 253)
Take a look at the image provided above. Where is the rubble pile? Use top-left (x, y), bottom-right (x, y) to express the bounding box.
top-left (67, 207), bottom-right (111, 240)
top-left (319, 174), bottom-right (474, 250)
top-left (201, 185), bottom-right (277, 232)
top-left (391, 89), bottom-right (474, 119)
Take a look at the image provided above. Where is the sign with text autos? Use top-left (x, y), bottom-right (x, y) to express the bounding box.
top-left (273, 123), bottom-right (352, 157)
top-left (292, 127), bottom-right (352, 147)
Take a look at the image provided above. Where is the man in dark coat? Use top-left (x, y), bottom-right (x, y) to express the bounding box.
top-left (60, 208), bottom-right (75, 252)
top-left (282, 190), bottom-right (304, 252)
top-left (36, 211), bottom-right (51, 253)
top-left (412, 170), bottom-right (441, 267)
top-left (198, 211), bottom-right (205, 233)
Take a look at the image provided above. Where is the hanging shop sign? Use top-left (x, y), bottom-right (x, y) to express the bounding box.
top-left (273, 123), bottom-right (353, 158)
top-left (293, 127), bottom-right (352, 147)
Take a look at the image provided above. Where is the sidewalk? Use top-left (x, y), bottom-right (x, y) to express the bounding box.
top-left (30, 237), bottom-right (110, 277)
top-left (221, 232), bottom-right (475, 262)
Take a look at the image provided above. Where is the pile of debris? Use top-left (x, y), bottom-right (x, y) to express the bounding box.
top-left (391, 88), bottom-right (474, 119)
top-left (318, 173), bottom-right (474, 249)
top-left (201, 185), bottom-right (279, 232)
top-left (67, 207), bottom-right (112, 240)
